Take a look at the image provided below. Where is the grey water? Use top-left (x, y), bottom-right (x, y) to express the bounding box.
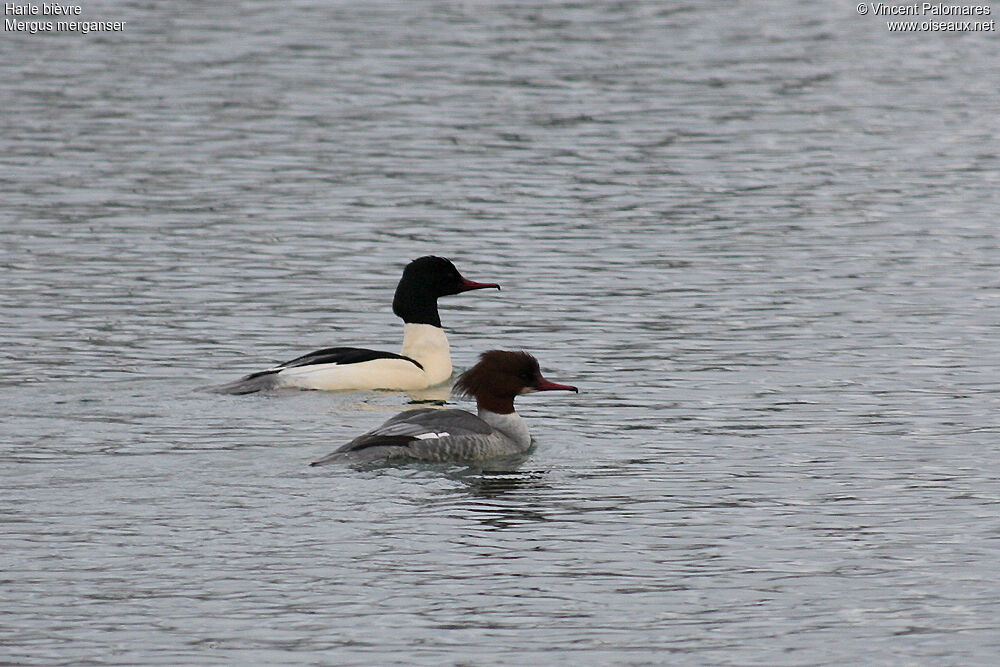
top-left (3, 1), bottom-right (999, 664)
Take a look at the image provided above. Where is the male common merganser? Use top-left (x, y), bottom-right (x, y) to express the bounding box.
top-left (310, 350), bottom-right (578, 465)
top-left (212, 256), bottom-right (499, 393)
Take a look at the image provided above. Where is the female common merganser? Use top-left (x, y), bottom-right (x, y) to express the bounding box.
top-left (213, 257), bottom-right (499, 393)
top-left (310, 350), bottom-right (577, 465)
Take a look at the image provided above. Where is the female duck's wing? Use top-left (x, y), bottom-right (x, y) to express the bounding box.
top-left (310, 409), bottom-right (491, 465)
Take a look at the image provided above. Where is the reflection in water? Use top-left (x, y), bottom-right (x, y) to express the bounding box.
top-left (454, 466), bottom-right (545, 496)
top-left (405, 384), bottom-right (453, 405)
top-left (450, 467), bottom-right (552, 528)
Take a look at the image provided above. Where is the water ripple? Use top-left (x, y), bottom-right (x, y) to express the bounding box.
top-left (3, 1), bottom-right (1000, 664)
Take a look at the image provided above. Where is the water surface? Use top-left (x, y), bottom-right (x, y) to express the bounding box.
top-left (3, 1), bottom-right (999, 664)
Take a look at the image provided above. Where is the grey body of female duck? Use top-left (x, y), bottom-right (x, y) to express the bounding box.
top-left (310, 350), bottom-right (577, 464)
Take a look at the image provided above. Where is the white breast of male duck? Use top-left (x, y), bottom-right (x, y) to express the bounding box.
top-left (276, 324), bottom-right (451, 391)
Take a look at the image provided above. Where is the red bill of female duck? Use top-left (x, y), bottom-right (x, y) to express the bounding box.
top-left (212, 256), bottom-right (499, 393)
top-left (310, 350), bottom-right (578, 464)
